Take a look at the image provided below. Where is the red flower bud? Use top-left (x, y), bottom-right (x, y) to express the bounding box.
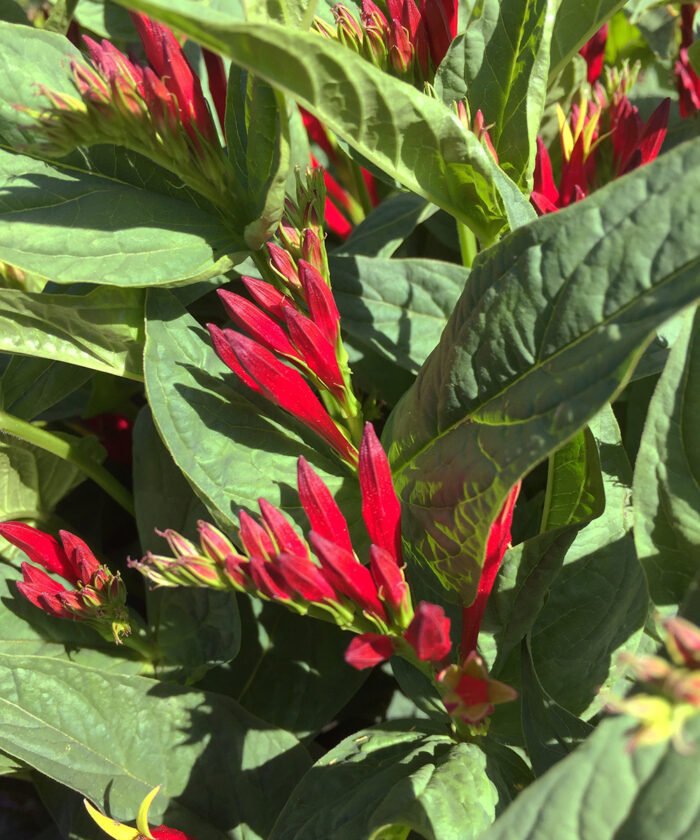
top-left (297, 458), bottom-right (353, 555)
top-left (358, 423), bottom-right (402, 564)
top-left (404, 602), bottom-right (451, 662)
top-left (345, 632), bottom-right (395, 669)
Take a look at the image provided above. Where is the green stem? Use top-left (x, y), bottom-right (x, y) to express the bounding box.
top-left (0, 411), bottom-right (135, 517)
top-left (44, 0), bottom-right (80, 34)
top-left (457, 221), bottom-right (478, 268)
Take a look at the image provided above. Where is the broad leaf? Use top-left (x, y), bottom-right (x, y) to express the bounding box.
top-left (383, 138), bottom-right (700, 607)
top-left (633, 306), bottom-right (700, 606)
top-left (111, 0), bottom-right (532, 241)
top-left (520, 637), bottom-right (593, 777)
top-left (133, 408), bottom-right (241, 683)
top-left (549, 0), bottom-right (626, 79)
top-left (0, 149), bottom-right (235, 288)
top-left (0, 654), bottom-right (311, 840)
top-left (481, 712), bottom-right (700, 840)
top-left (530, 406), bottom-right (649, 716)
top-left (330, 256), bottom-right (465, 374)
top-left (0, 286), bottom-right (145, 379)
top-left (143, 289), bottom-right (361, 534)
top-left (269, 721), bottom-right (497, 840)
top-left (205, 597), bottom-right (365, 740)
top-left (435, 0), bottom-right (556, 187)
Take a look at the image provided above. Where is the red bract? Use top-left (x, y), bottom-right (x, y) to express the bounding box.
top-left (0, 523), bottom-right (130, 642)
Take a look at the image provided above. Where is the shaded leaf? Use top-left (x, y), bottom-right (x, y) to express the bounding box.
top-left (0, 654), bottom-right (311, 840)
top-left (133, 408), bottom-right (241, 683)
top-left (549, 0), bottom-right (626, 79)
top-left (0, 357), bottom-right (92, 420)
top-left (633, 306), bottom-right (700, 606)
top-left (336, 194), bottom-right (436, 259)
top-left (269, 721), bottom-right (497, 840)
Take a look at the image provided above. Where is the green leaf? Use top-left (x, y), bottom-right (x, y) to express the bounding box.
top-left (269, 721), bottom-right (497, 840)
top-left (205, 597), bottom-right (365, 739)
top-left (225, 65), bottom-right (290, 248)
top-left (480, 712), bottom-right (700, 840)
top-left (435, 0), bottom-right (557, 187)
top-left (0, 356), bottom-right (92, 419)
top-left (487, 426), bottom-right (605, 671)
top-left (520, 637), bottom-right (593, 777)
top-left (336, 193), bottom-right (436, 259)
top-left (549, 0), bottom-right (626, 79)
top-left (0, 654), bottom-right (311, 840)
top-left (633, 306), bottom-right (700, 606)
top-left (74, 0), bottom-right (136, 40)
top-left (143, 289), bottom-right (361, 534)
top-left (0, 286), bottom-right (145, 380)
top-left (0, 432), bottom-right (105, 521)
top-left (383, 138), bottom-right (700, 608)
top-left (133, 408), bottom-right (241, 683)
top-left (110, 0), bottom-right (531, 241)
top-left (0, 149), bottom-right (236, 288)
top-left (330, 256), bottom-right (465, 374)
top-left (530, 406), bottom-right (649, 716)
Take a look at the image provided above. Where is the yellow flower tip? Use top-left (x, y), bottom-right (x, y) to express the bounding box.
top-left (136, 785), bottom-right (161, 838)
top-left (83, 799), bottom-right (141, 840)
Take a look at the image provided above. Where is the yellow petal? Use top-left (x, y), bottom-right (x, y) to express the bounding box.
top-left (83, 800), bottom-right (141, 840)
top-left (136, 785), bottom-right (160, 839)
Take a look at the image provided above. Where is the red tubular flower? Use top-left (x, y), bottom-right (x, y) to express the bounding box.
top-left (461, 483), bottom-right (521, 656)
top-left (129, 12), bottom-right (217, 145)
top-left (359, 422), bottom-right (402, 564)
top-left (579, 23), bottom-right (608, 84)
top-left (206, 324), bottom-right (358, 464)
top-left (283, 306), bottom-right (346, 394)
top-left (297, 457), bottom-right (354, 555)
top-left (369, 545), bottom-right (409, 615)
top-left (217, 289), bottom-right (298, 359)
top-left (310, 532), bottom-right (387, 620)
top-left (258, 498), bottom-right (308, 557)
top-left (275, 551), bottom-right (338, 602)
top-left (675, 4), bottom-right (700, 118)
top-left (297, 260), bottom-right (341, 345)
top-left (0, 523), bottom-right (130, 641)
top-left (201, 47), bottom-right (227, 135)
top-left (345, 632), bottom-right (395, 668)
top-left (403, 601), bottom-right (452, 662)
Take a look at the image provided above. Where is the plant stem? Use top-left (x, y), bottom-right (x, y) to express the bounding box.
top-left (457, 221), bottom-right (478, 268)
top-left (0, 411), bottom-right (135, 517)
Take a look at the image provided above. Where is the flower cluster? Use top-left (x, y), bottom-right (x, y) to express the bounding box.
top-left (0, 522), bottom-right (130, 643)
top-left (675, 3), bottom-right (700, 118)
top-left (18, 14), bottom-right (236, 213)
top-left (131, 423), bottom-right (450, 669)
top-left (607, 616), bottom-right (700, 753)
top-left (315, 0), bottom-right (457, 85)
top-left (531, 78), bottom-right (669, 214)
top-left (208, 171), bottom-right (364, 466)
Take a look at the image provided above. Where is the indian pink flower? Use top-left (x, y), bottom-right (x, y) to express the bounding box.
top-left (438, 651), bottom-right (518, 726)
top-left (579, 23), bottom-right (608, 84)
top-left (675, 4), bottom-right (700, 118)
top-left (403, 601), bottom-right (452, 662)
top-left (0, 522), bottom-right (130, 643)
top-left (85, 786), bottom-right (198, 840)
top-left (461, 482), bottom-right (521, 656)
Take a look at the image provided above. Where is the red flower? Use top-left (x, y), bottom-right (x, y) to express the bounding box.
top-left (0, 523), bottom-right (130, 642)
top-left (129, 12), bottom-right (217, 144)
top-left (438, 651), bottom-right (518, 725)
top-left (579, 23), bottom-right (608, 84)
top-left (461, 483), bottom-right (520, 656)
top-left (359, 423), bottom-right (402, 564)
top-left (345, 632), bottom-right (395, 668)
top-left (675, 4), bottom-right (700, 118)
